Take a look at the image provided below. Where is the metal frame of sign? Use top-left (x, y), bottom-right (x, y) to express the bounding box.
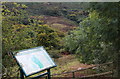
top-left (12, 46), bottom-right (57, 79)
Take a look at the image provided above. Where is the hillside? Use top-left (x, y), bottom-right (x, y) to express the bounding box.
top-left (30, 16), bottom-right (77, 32)
top-left (2, 2), bottom-right (117, 78)
top-left (22, 2), bottom-right (89, 16)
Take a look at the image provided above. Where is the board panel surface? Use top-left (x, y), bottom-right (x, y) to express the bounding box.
top-left (15, 46), bottom-right (56, 76)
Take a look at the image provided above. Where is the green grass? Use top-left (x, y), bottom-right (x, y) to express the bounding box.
top-left (51, 55), bottom-right (80, 75)
top-left (51, 55), bottom-right (97, 77)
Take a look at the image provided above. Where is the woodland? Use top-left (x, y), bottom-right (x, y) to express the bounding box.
top-left (2, 2), bottom-right (120, 78)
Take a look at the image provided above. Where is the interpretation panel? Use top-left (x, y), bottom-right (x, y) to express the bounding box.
top-left (15, 46), bottom-right (56, 76)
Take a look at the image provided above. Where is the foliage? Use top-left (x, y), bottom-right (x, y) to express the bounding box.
top-left (22, 2), bottom-right (89, 25)
top-left (2, 2), bottom-right (27, 16)
top-left (2, 3), bottom-right (62, 78)
top-left (22, 2), bottom-right (63, 16)
top-left (35, 24), bottom-right (61, 49)
top-left (89, 2), bottom-right (120, 77)
top-left (64, 2), bottom-right (119, 66)
top-left (64, 3), bottom-right (120, 77)
top-left (2, 24), bottom-right (37, 56)
top-left (48, 49), bottom-right (61, 58)
top-left (2, 2), bottom-right (119, 78)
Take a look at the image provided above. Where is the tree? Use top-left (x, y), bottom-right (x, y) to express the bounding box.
top-left (64, 2), bottom-right (119, 77)
top-left (2, 2), bottom-right (62, 77)
top-left (35, 24), bottom-right (61, 49)
top-left (89, 2), bottom-right (120, 77)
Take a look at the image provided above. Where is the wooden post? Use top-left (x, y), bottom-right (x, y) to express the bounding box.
top-left (20, 69), bottom-right (24, 79)
top-left (47, 69), bottom-right (51, 79)
top-left (72, 72), bottom-right (75, 78)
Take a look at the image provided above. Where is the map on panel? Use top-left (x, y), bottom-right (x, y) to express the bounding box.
top-left (14, 46), bottom-right (56, 76)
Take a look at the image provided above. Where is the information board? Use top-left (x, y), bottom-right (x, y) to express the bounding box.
top-left (14, 46), bottom-right (56, 76)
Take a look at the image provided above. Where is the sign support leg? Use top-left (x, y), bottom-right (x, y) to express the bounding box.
top-left (20, 69), bottom-right (24, 79)
top-left (47, 69), bottom-right (51, 79)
